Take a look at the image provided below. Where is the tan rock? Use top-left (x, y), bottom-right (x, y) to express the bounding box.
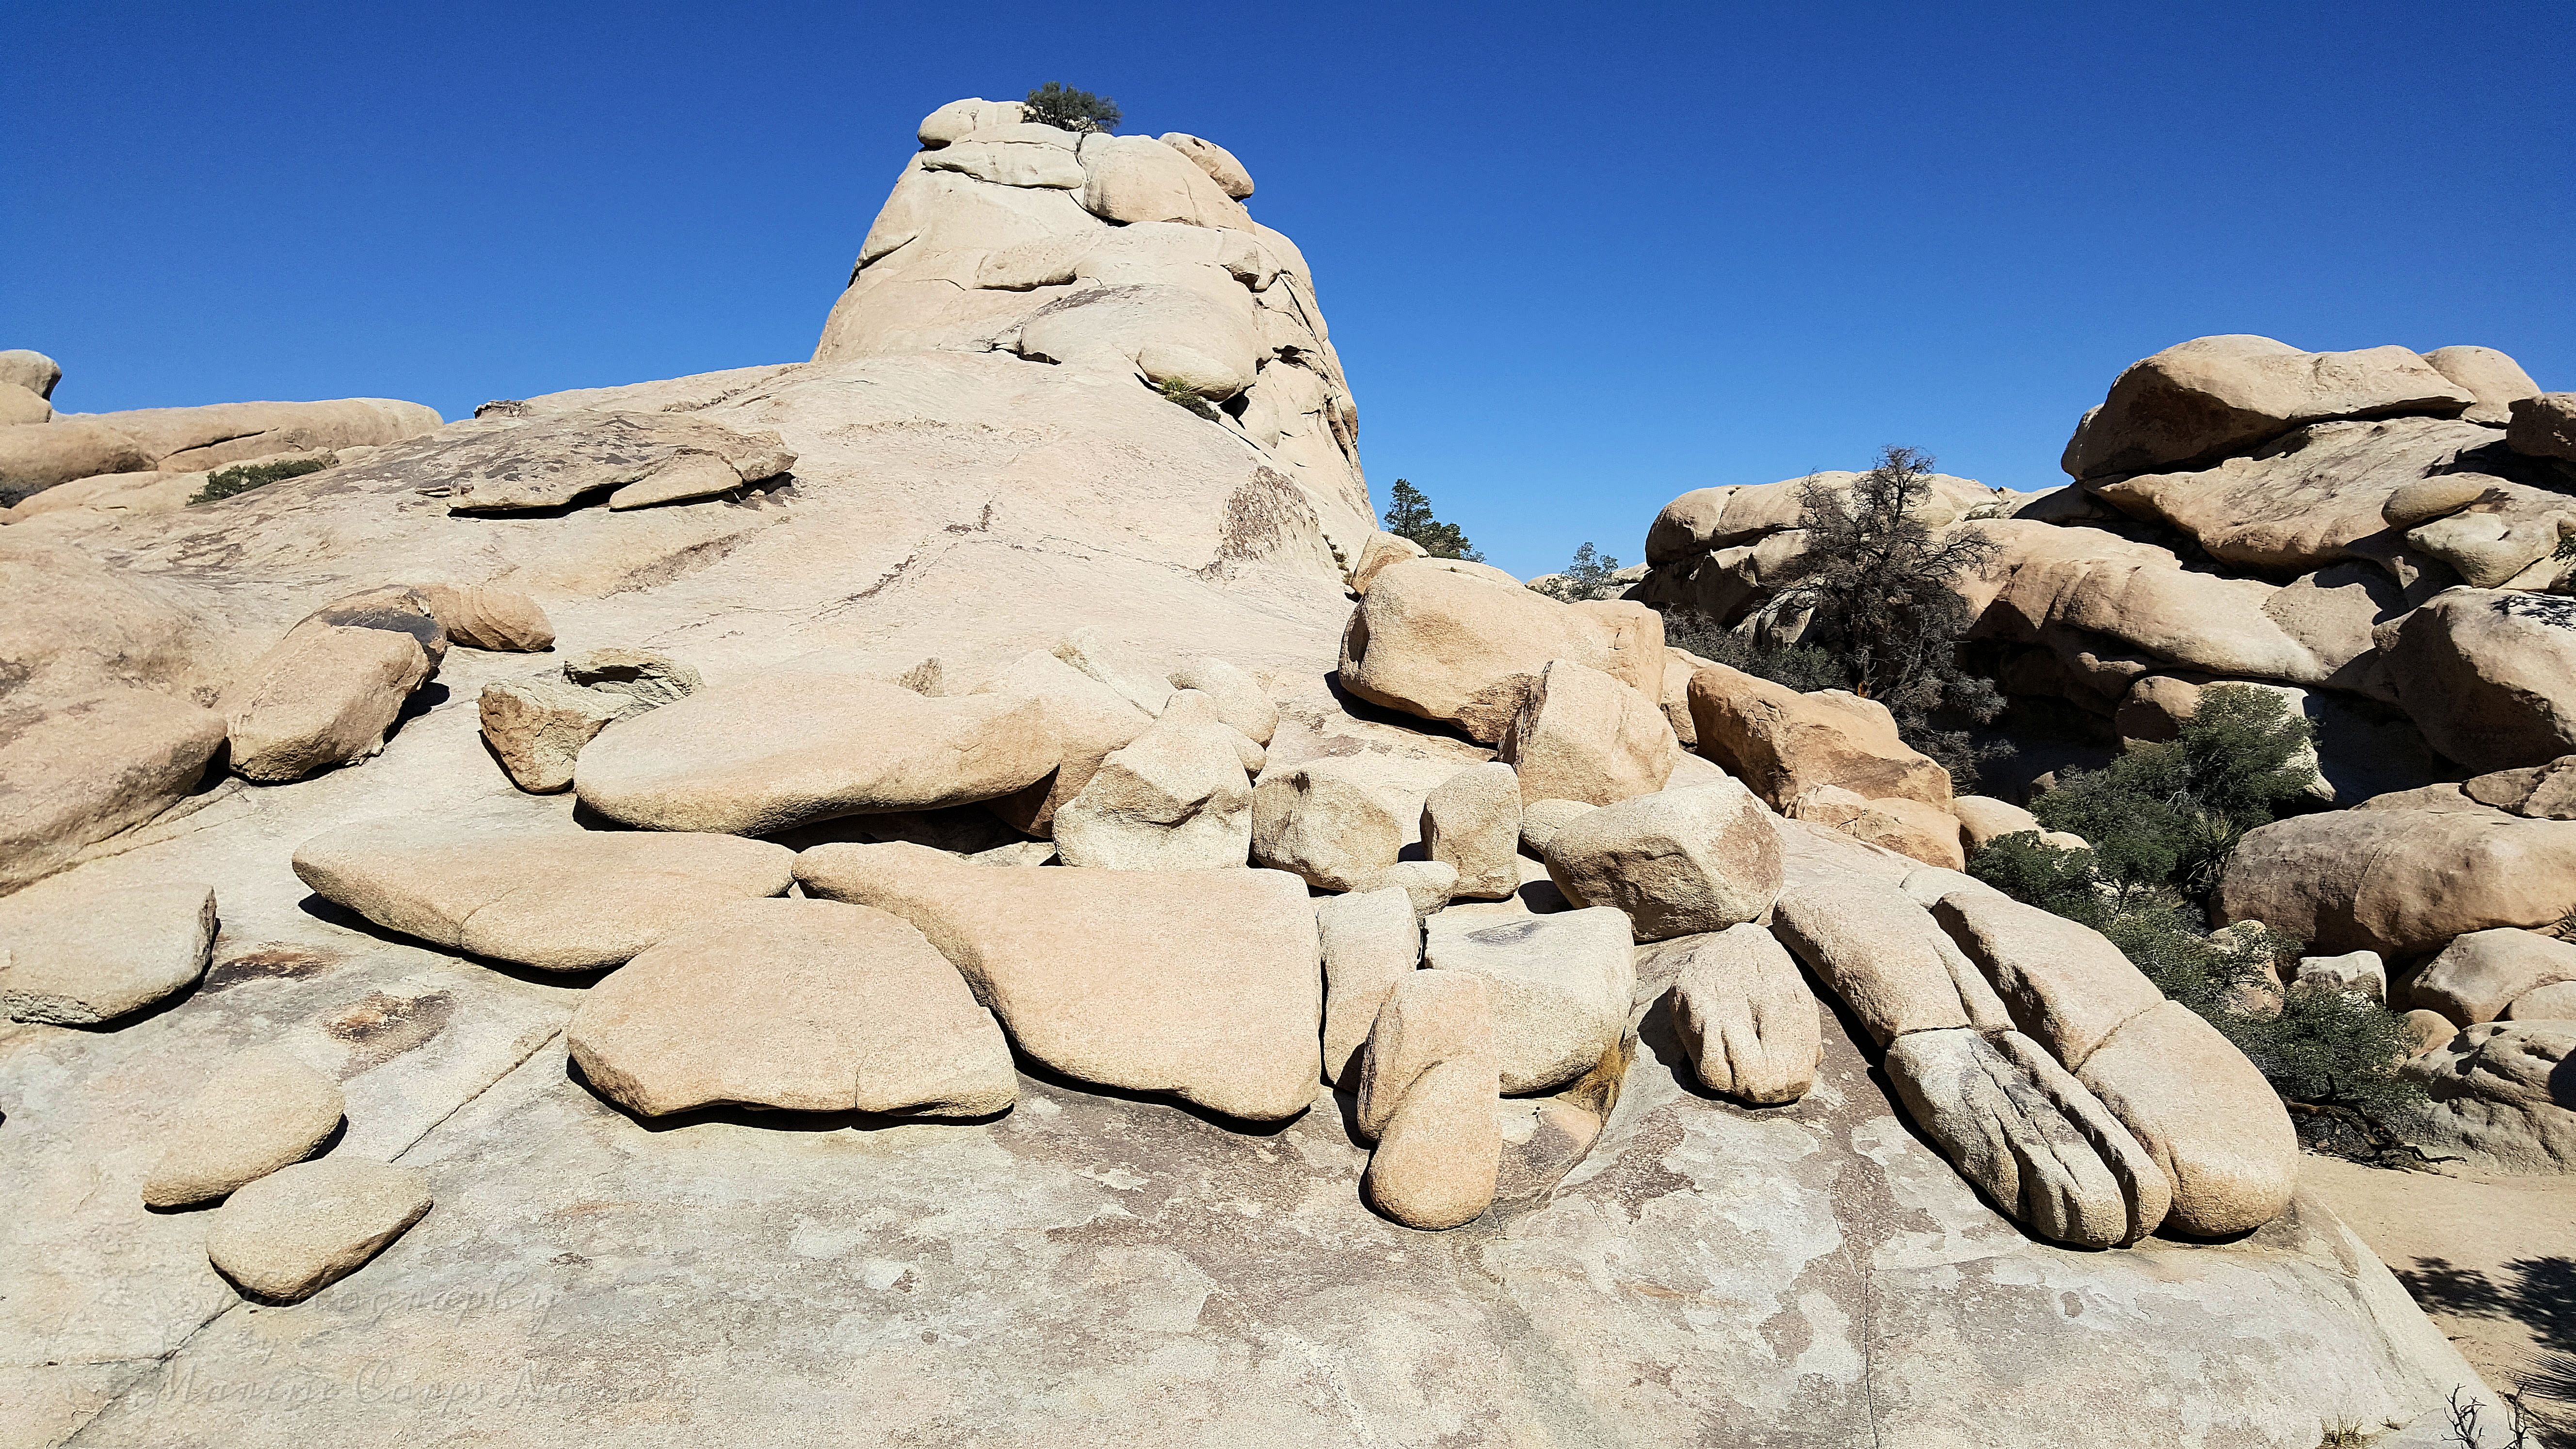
top-left (78, 398), bottom-right (441, 474)
top-left (1157, 132), bottom-right (1255, 199)
top-left (981, 649), bottom-right (1153, 837)
top-left (1500, 658), bottom-right (1680, 806)
top-left (1354, 970), bottom-right (1500, 1231)
top-left (795, 844), bottom-right (1320, 1121)
top-left (1352, 860), bottom-right (1460, 923)
top-left (564, 647), bottom-right (701, 708)
top-left (0, 381), bottom-right (50, 425)
top-left (0, 348), bottom-right (61, 399)
top-left (2506, 980), bottom-right (2576, 1020)
top-left (2076, 1001), bottom-right (2298, 1237)
top-left (0, 419), bottom-right (153, 505)
top-left (2506, 393), bottom-right (2576, 463)
top-left (1952, 795), bottom-right (2043, 849)
top-left (1931, 890), bottom-right (2164, 1069)
top-left (1167, 654), bottom-right (1277, 745)
top-left (412, 582), bottom-right (554, 651)
top-left (1349, 530), bottom-right (1427, 593)
top-left (2065, 335), bottom-right (2473, 479)
top-left (576, 670), bottom-right (1057, 835)
top-left (2401, 1020), bottom-right (2576, 1173)
top-left (2401, 1008), bottom-right (2460, 1054)
top-left (1318, 887), bottom-right (1421, 1085)
top-left (922, 122), bottom-right (1088, 189)
top-left (1421, 762), bottom-right (1523, 901)
top-left (1886, 1027), bottom-right (2169, 1248)
top-left (2413, 929), bottom-right (2576, 1026)
top-left (2422, 345), bottom-right (2542, 425)
top-left (1052, 690), bottom-right (1253, 870)
top-left (205, 1157), bottom-right (432, 1303)
top-left (567, 898), bottom-right (1016, 1119)
top-left (1338, 561), bottom-right (1664, 743)
top-left (440, 410), bottom-right (791, 514)
top-left (291, 818), bottom-right (793, 971)
top-left (478, 674), bottom-right (628, 793)
top-left (2218, 805), bottom-right (2576, 958)
top-left (2294, 950), bottom-right (2387, 1003)
top-left (918, 97), bottom-right (1025, 147)
top-left (0, 686), bottom-right (228, 893)
top-left (2382, 472), bottom-right (2494, 529)
top-left (1687, 663), bottom-right (1951, 810)
top-left (1077, 134), bottom-right (1253, 231)
top-left (1543, 780), bottom-right (1782, 941)
top-left (2380, 589), bottom-right (2576, 773)
top-left (1421, 907), bottom-right (1633, 1094)
top-left (0, 876), bottom-right (216, 1025)
top-left (1053, 626), bottom-right (1177, 717)
top-left (142, 1049), bottom-right (345, 1208)
top-left (1516, 798), bottom-right (1596, 857)
top-left (1251, 756), bottom-right (1412, 890)
top-left (1667, 923), bottom-right (1821, 1104)
top-left (1785, 787), bottom-right (1966, 870)
top-left (1770, 876), bottom-right (2013, 1046)
top-left (1644, 486), bottom-right (1734, 565)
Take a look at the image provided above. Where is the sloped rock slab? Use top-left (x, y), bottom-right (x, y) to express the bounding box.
top-left (435, 410), bottom-right (795, 514)
top-left (291, 818), bottom-right (793, 971)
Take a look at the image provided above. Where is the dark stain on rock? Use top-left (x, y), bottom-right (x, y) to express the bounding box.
top-left (201, 944), bottom-right (339, 993)
top-left (322, 990), bottom-right (456, 1078)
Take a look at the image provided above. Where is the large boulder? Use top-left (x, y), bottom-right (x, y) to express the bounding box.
top-left (1666, 923), bottom-right (1821, 1105)
top-left (1250, 755), bottom-right (1453, 891)
top-left (1317, 886), bottom-right (1421, 1085)
top-left (291, 819), bottom-right (794, 971)
top-left (2421, 345), bottom-right (2542, 425)
top-left (1076, 134), bottom-right (1253, 231)
top-left (411, 582), bottom-right (554, 652)
top-left (2505, 393), bottom-right (2576, 463)
top-left (1784, 787), bottom-right (1966, 870)
top-left (1543, 780), bottom-right (1783, 941)
top-left (575, 670), bottom-right (1058, 835)
top-left (0, 687), bottom-right (227, 893)
top-left (1686, 663), bottom-right (1951, 810)
top-left (1338, 561), bottom-right (1664, 742)
top-left (1419, 762), bottom-right (1522, 901)
top-left (921, 122), bottom-right (1087, 190)
top-left (1052, 690), bottom-right (1253, 870)
top-left (0, 876), bottom-right (216, 1024)
top-left (478, 674), bottom-right (635, 794)
top-left (980, 649), bottom-right (1153, 837)
top-left (2217, 799), bottom-right (2576, 957)
top-left (0, 419), bottom-right (155, 504)
top-left (1498, 658), bottom-right (1681, 806)
top-left (1421, 907), bottom-right (1634, 1094)
top-left (2400, 1021), bottom-right (2576, 1174)
top-left (567, 898), bottom-right (1017, 1119)
top-left (142, 1050), bottom-right (346, 1208)
top-left (224, 587), bottom-right (447, 784)
top-left (0, 348), bottom-right (61, 399)
top-left (1352, 970), bottom-right (1502, 1230)
top-left (73, 398), bottom-right (442, 474)
top-left (2411, 929), bottom-right (2576, 1026)
top-left (1769, 875), bottom-right (2012, 1045)
top-left (204, 1158), bottom-right (433, 1304)
top-left (1158, 132), bottom-right (1256, 199)
top-left (1931, 890), bottom-right (2166, 1070)
top-left (794, 844), bottom-right (1320, 1121)
top-left (2378, 589), bottom-right (2576, 772)
top-left (2064, 336), bottom-right (2473, 480)
top-left (1167, 654), bottom-right (1278, 745)
top-left (2075, 1001), bottom-right (2300, 1237)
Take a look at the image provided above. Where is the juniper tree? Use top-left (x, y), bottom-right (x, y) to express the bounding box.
top-left (1023, 82), bottom-right (1121, 133)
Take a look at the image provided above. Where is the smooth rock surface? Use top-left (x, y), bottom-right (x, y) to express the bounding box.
top-left (141, 1049), bottom-right (346, 1208)
top-left (2411, 929), bottom-right (2576, 1026)
top-left (412, 582), bottom-right (554, 652)
top-left (1543, 780), bottom-right (1784, 941)
top-left (1420, 762), bottom-right (1522, 901)
top-left (1338, 562), bottom-right (1664, 742)
top-left (1422, 907), bottom-right (1633, 1094)
top-left (1500, 658), bottom-right (1681, 806)
top-left (204, 1157), bottom-right (433, 1303)
top-left (1353, 969), bottom-right (1502, 1230)
top-left (2076, 1001), bottom-right (2301, 1238)
top-left (1688, 662), bottom-right (1952, 810)
top-left (1317, 887), bottom-right (1421, 1085)
top-left (0, 876), bottom-right (217, 1025)
top-left (1931, 890), bottom-right (2164, 1069)
top-left (2401, 1021), bottom-right (2576, 1174)
top-left (2218, 803), bottom-right (2576, 958)
top-left (1770, 876), bottom-right (2013, 1046)
top-left (224, 621), bottom-right (435, 784)
top-left (567, 898), bottom-right (1016, 1119)
top-left (1052, 690), bottom-right (1253, 870)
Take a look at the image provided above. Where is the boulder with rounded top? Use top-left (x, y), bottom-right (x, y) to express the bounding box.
top-left (1422, 907), bottom-right (1633, 1094)
top-left (1544, 780), bottom-right (1783, 941)
top-left (1500, 658), bottom-right (1680, 807)
top-left (1353, 970), bottom-right (1501, 1230)
top-left (2064, 336), bottom-right (2473, 479)
top-left (1052, 690), bottom-right (1254, 870)
top-left (1668, 924), bottom-right (1821, 1104)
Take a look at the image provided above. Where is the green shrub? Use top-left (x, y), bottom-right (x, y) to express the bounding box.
top-left (1023, 82), bottom-right (1121, 133)
top-left (1155, 376), bottom-right (1217, 416)
top-left (1530, 542), bottom-right (1624, 601)
top-left (190, 455), bottom-right (331, 504)
top-left (1381, 478), bottom-right (1482, 561)
top-left (1666, 614), bottom-right (1861, 696)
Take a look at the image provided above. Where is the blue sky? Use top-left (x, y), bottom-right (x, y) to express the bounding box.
top-left (7, 1), bottom-right (2569, 577)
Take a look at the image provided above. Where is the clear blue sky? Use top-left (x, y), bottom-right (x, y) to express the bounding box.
top-left (7, 1), bottom-right (2569, 577)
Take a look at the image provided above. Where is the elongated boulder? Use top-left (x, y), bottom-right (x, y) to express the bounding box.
top-left (2422, 345), bottom-right (2542, 425)
top-left (0, 419), bottom-right (155, 504)
top-left (1687, 663), bottom-right (1951, 810)
top-left (568, 898), bottom-right (1016, 1119)
top-left (1420, 762), bottom-right (1522, 901)
top-left (1421, 907), bottom-right (1633, 1094)
top-left (224, 602), bottom-right (440, 785)
top-left (2412, 929), bottom-right (2576, 1026)
top-left (143, 1050), bottom-right (346, 1208)
top-left (1354, 970), bottom-right (1502, 1230)
top-left (2378, 589), bottom-right (2576, 772)
top-left (412, 582), bottom-right (554, 652)
top-left (2076, 1001), bottom-right (2299, 1237)
top-left (980, 650), bottom-right (1152, 837)
top-left (576, 671), bottom-right (1058, 835)
top-left (291, 819), bottom-right (793, 971)
top-left (438, 410), bottom-right (793, 514)
top-left (1500, 658), bottom-right (1681, 806)
top-left (1769, 876), bottom-right (2012, 1046)
top-left (1052, 690), bottom-right (1252, 870)
top-left (1338, 561), bottom-right (1665, 743)
top-left (1250, 755), bottom-right (1423, 891)
top-left (0, 876), bottom-right (217, 1025)
top-left (1886, 1027), bottom-right (2170, 1248)
top-left (795, 843), bottom-right (1320, 1121)
top-left (1318, 887), bottom-right (1421, 1085)
top-left (2064, 335), bottom-right (2472, 480)
top-left (1930, 890), bottom-right (2164, 1069)
top-left (1785, 787), bottom-right (1966, 870)
top-left (2217, 801), bottom-right (2576, 958)
top-left (0, 686), bottom-right (227, 893)
top-left (1168, 654), bottom-right (1277, 745)
top-left (1544, 780), bottom-right (1783, 941)
top-left (205, 1158), bottom-right (432, 1304)
top-left (74, 398), bottom-right (440, 473)
top-left (1667, 924), bottom-right (1821, 1105)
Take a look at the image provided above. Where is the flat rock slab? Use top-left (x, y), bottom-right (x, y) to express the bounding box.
top-left (796, 842), bottom-right (1320, 1121)
top-left (567, 897), bottom-right (1016, 1119)
top-left (204, 1156), bottom-right (432, 1303)
top-left (436, 410), bottom-right (794, 514)
top-left (291, 818), bottom-right (794, 971)
top-left (0, 875), bottom-right (216, 1025)
top-left (575, 672), bottom-right (1057, 835)
top-left (142, 1048), bottom-right (346, 1207)
top-left (50, 988), bottom-right (2482, 1446)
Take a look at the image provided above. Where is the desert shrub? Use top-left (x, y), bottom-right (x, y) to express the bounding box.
top-left (1155, 376), bottom-right (1217, 417)
top-left (1381, 478), bottom-right (1481, 561)
top-left (190, 455), bottom-right (330, 504)
top-left (1530, 542), bottom-right (1623, 601)
top-left (1665, 613), bottom-right (1855, 696)
top-left (1023, 82), bottom-right (1121, 133)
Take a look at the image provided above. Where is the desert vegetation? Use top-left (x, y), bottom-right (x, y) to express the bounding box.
top-left (1023, 82), bottom-right (1121, 133)
top-left (1529, 542), bottom-right (1623, 601)
top-left (1381, 478), bottom-right (1481, 561)
top-left (190, 454), bottom-right (330, 504)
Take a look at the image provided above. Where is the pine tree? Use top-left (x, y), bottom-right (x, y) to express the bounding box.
top-left (1382, 479), bottom-right (1482, 561)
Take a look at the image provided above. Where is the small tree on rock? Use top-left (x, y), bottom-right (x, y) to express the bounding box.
top-left (1024, 82), bottom-right (1122, 134)
top-left (1382, 479), bottom-right (1482, 561)
top-left (1530, 542), bottom-right (1624, 601)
